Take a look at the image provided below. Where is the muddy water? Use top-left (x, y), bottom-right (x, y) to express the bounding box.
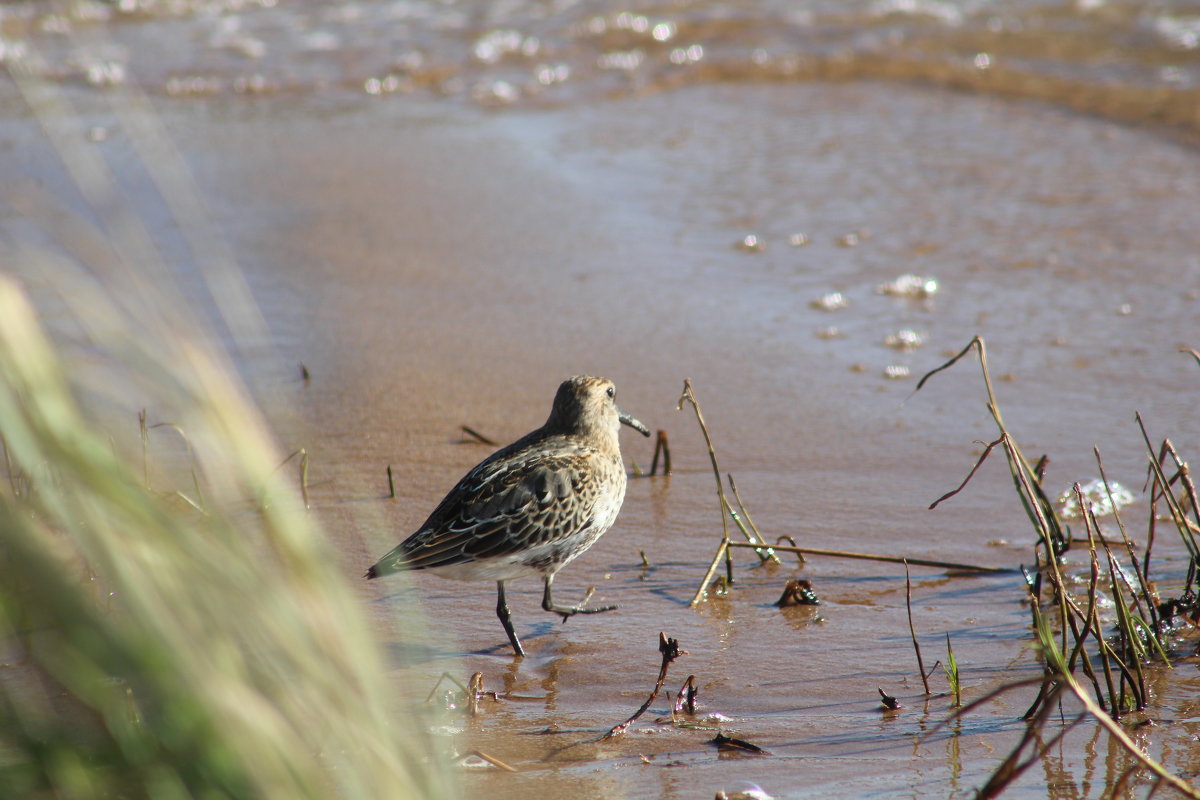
top-left (3, 1), bottom-right (1200, 796)
top-left (74, 82), bottom-right (1195, 799)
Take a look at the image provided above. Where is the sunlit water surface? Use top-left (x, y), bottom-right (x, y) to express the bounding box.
top-left (3, 1), bottom-right (1200, 798)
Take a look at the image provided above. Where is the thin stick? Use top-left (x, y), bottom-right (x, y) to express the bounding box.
top-left (461, 426), bottom-right (497, 446)
top-left (728, 473), bottom-right (781, 564)
top-left (928, 437), bottom-right (1004, 510)
top-left (603, 633), bottom-right (685, 739)
top-left (1059, 662), bottom-right (1200, 798)
top-left (678, 380), bottom-right (735, 604)
top-left (458, 750), bottom-right (517, 773)
top-left (299, 448), bottom-right (309, 509)
top-left (724, 540), bottom-right (1011, 573)
top-left (721, 495), bottom-right (773, 565)
top-left (904, 561), bottom-right (931, 694)
top-left (976, 695), bottom-right (1083, 800)
top-left (386, 465), bottom-right (395, 499)
top-left (774, 535), bottom-right (806, 566)
top-left (150, 421), bottom-right (204, 510)
top-left (1095, 446), bottom-right (1158, 631)
top-left (691, 542), bottom-right (730, 607)
top-left (649, 429), bottom-right (671, 476)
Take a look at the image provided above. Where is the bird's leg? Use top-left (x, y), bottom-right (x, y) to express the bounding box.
top-left (496, 581), bottom-right (525, 657)
top-left (542, 574), bottom-right (617, 622)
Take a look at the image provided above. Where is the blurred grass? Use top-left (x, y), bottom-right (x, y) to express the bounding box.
top-left (0, 272), bottom-right (454, 798)
top-left (0, 54), bottom-right (454, 799)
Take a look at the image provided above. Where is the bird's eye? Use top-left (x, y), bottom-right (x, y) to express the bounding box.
top-left (606, 385), bottom-right (615, 399)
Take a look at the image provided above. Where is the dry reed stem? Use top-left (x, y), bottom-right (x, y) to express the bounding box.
top-left (724, 540), bottom-right (1009, 573)
top-left (1136, 415), bottom-right (1200, 570)
top-left (728, 473), bottom-right (781, 564)
top-left (917, 336), bottom-right (1074, 654)
top-left (904, 561), bottom-right (931, 695)
top-left (1095, 446), bottom-right (1159, 630)
top-left (458, 751), bottom-right (517, 773)
top-left (917, 338), bottom-right (1066, 557)
top-left (976, 688), bottom-right (1084, 800)
top-left (1059, 664), bottom-right (1198, 797)
top-left (677, 380), bottom-right (735, 604)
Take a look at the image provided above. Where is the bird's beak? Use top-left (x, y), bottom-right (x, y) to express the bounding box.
top-left (618, 409), bottom-right (651, 437)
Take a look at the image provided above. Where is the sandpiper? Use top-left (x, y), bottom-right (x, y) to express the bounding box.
top-left (367, 376), bottom-right (650, 656)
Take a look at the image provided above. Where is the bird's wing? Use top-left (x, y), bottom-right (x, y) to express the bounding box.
top-left (373, 445), bottom-right (602, 574)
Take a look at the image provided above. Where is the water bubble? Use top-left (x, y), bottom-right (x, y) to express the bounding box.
top-left (84, 60), bottom-right (127, 86)
top-left (598, 50), bottom-right (644, 71)
top-left (816, 327), bottom-right (842, 339)
top-left (363, 75), bottom-right (407, 96)
top-left (877, 274), bottom-right (939, 298)
top-left (734, 234), bottom-right (764, 252)
top-left (669, 45), bottom-right (704, 64)
top-left (810, 292), bottom-right (848, 311)
top-left (615, 12), bottom-right (650, 33)
top-left (534, 63), bottom-right (569, 85)
top-left (165, 74), bottom-right (222, 95)
top-left (883, 329), bottom-right (926, 350)
top-left (1117, 303), bottom-right (1132, 315)
top-left (973, 52), bottom-right (992, 69)
top-left (1057, 479), bottom-right (1136, 518)
top-left (883, 365), bottom-right (911, 379)
top-left (232, 73), bottom-right (272, 93)
top-left (472, 79), bottom-right (519, 104)
top-left (1155, 15), bottom-right (1200, 51)
top-left (788, 232), bottom-right (810, 247)
top-left (870, 0), bottom-right (963, 25)
top-left (651, 22), bottom-right (675, 42)
top-left (473, 28), bottom-right (524, 63)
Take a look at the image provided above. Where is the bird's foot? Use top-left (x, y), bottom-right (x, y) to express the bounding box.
top-left (544, 586), bottom-right (617, 621)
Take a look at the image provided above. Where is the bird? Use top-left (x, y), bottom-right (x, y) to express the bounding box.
top-left (366, 375), bottom-right (650, 656)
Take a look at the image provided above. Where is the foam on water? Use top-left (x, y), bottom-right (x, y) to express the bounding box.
top-left (2, 0), bottom-right (1199, 135)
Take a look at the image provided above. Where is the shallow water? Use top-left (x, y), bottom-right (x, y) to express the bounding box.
top-left (4, 1), bottom-right (1200, 797)
top-left (4, 0), bottom-right (1200, 137)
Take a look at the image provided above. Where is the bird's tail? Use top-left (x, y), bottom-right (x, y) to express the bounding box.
top-left (364, 545), bottom-right (408, 580)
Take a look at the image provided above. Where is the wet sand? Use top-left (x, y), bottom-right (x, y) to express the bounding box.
top-left (9, 80), bottom-right (1200, 797)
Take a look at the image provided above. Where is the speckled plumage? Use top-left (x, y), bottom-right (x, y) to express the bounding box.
top-left (367, 376), bottom-right (649, 656)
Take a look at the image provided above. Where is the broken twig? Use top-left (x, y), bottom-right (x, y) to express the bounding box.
top-left (603, 633), bottom-right (685, 739)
